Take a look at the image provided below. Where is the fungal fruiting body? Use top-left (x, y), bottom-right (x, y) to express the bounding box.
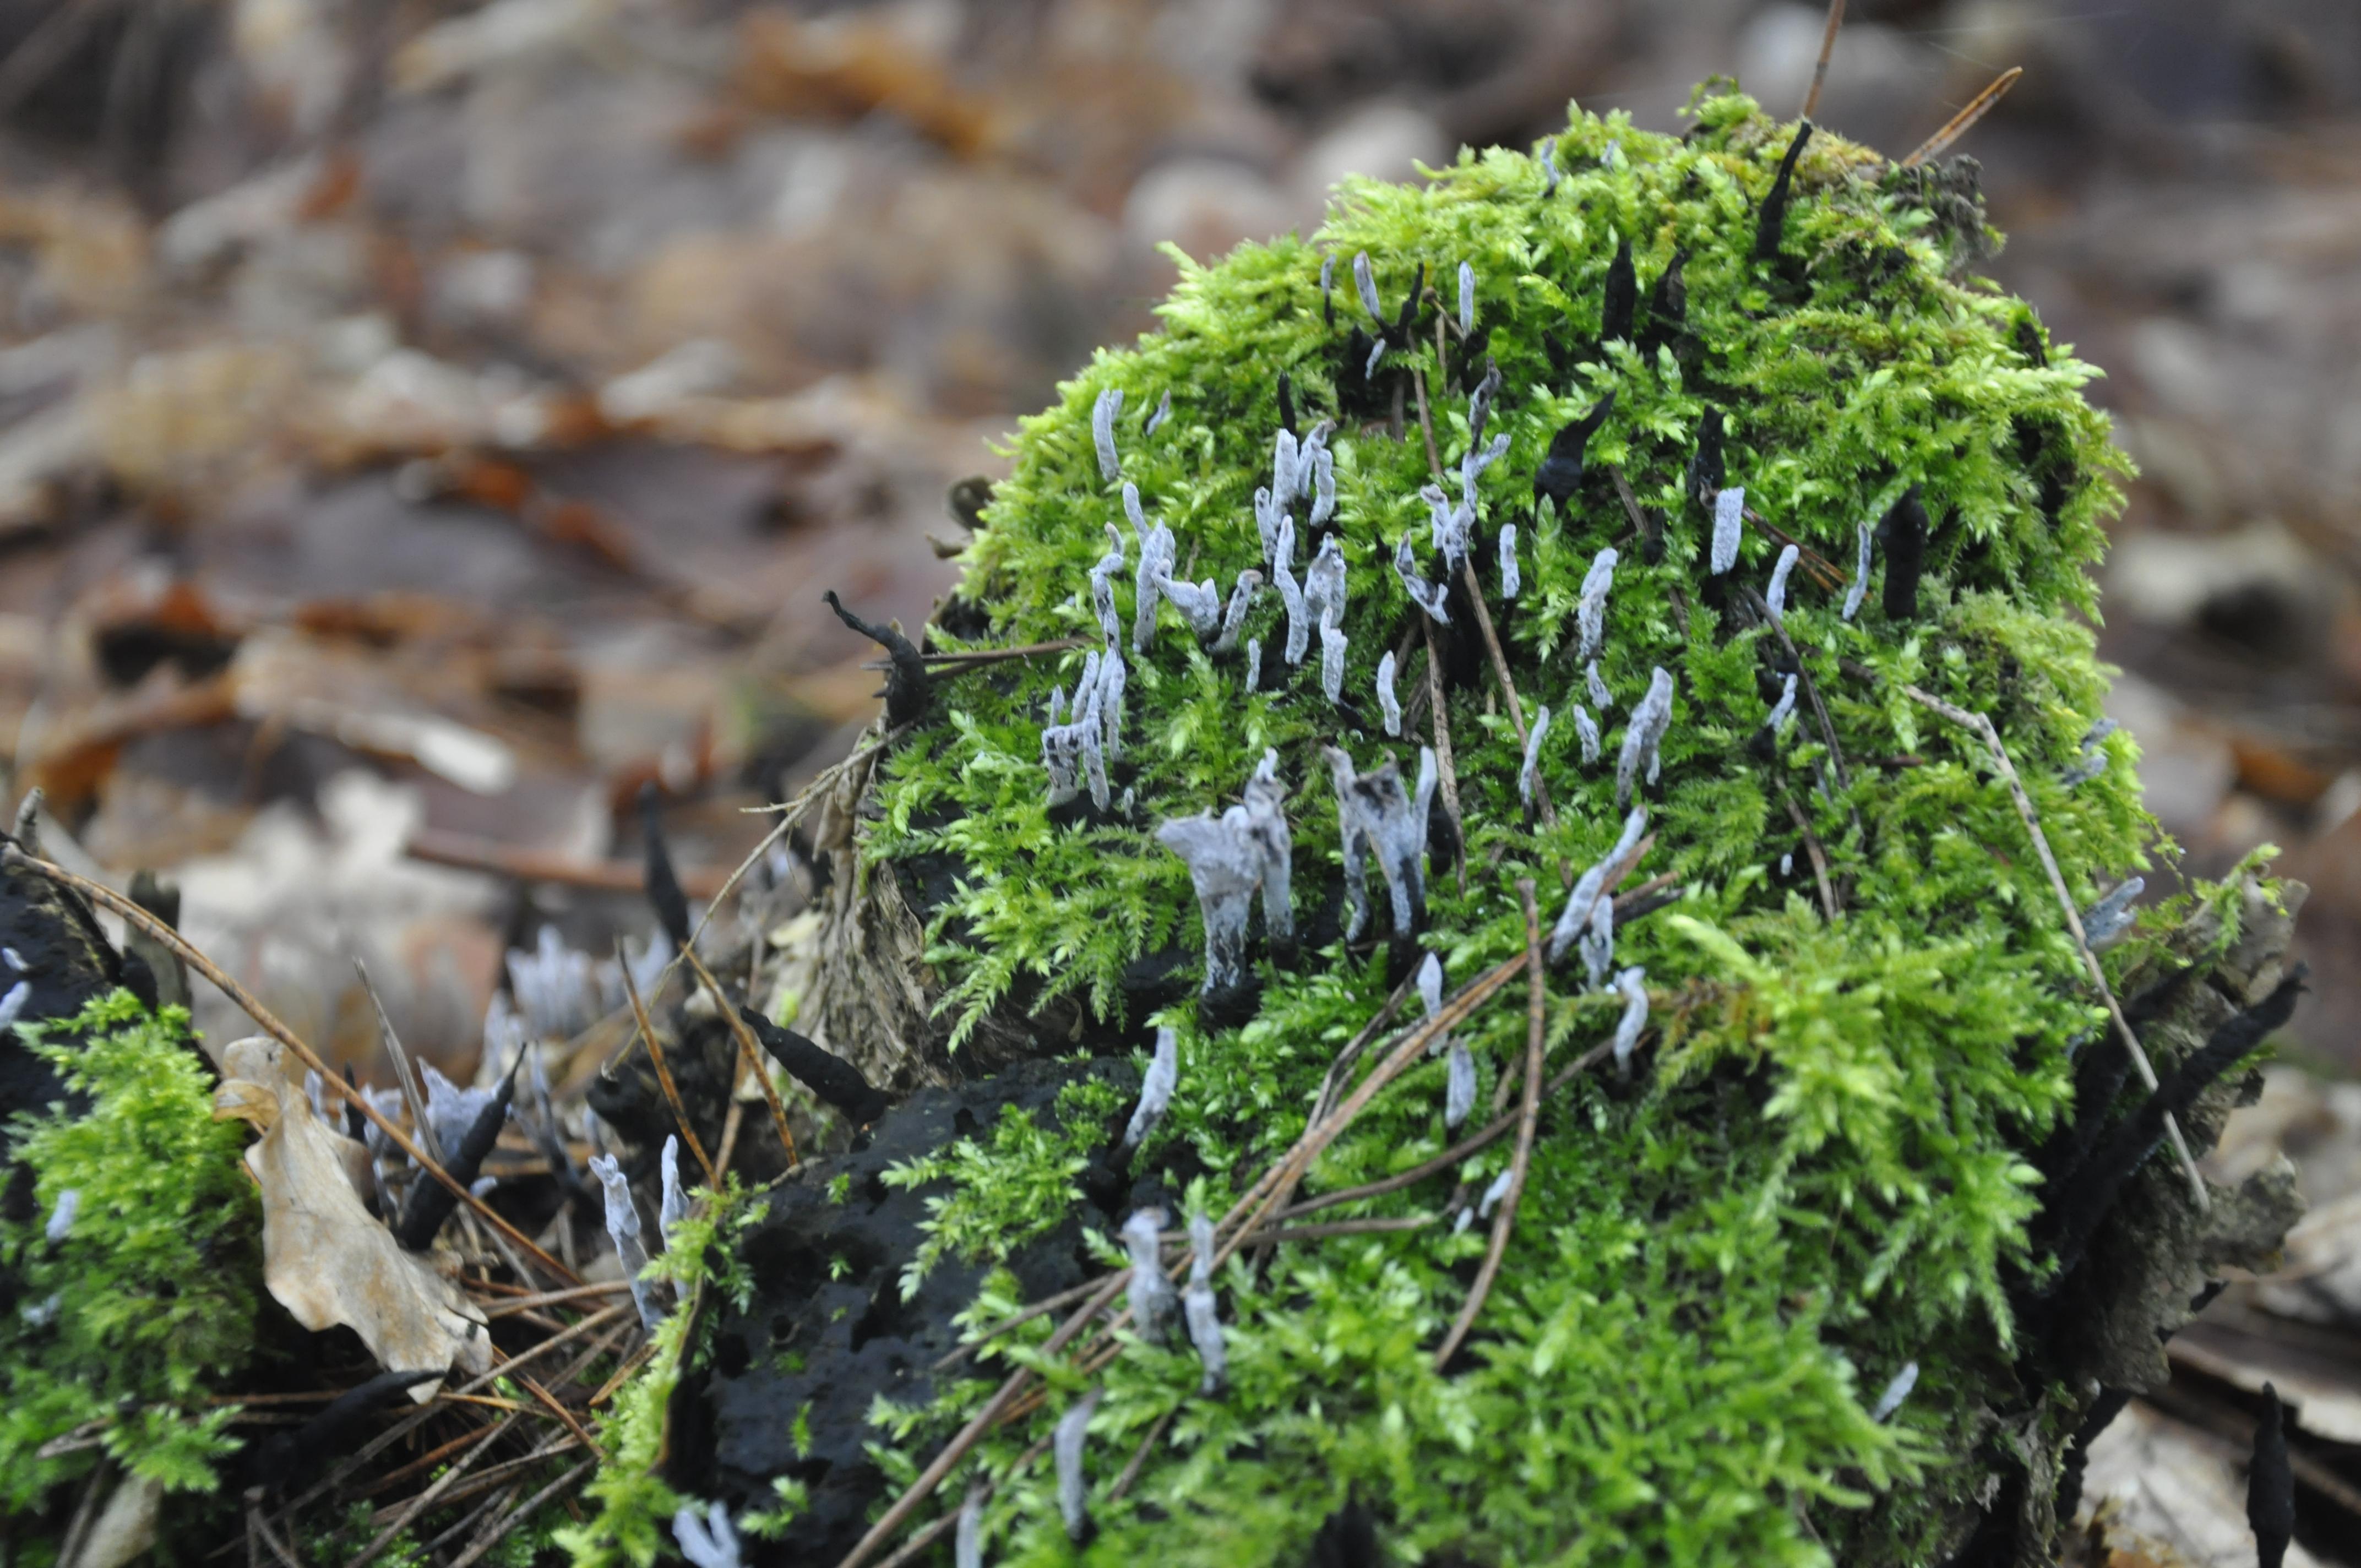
top-left (1123, 1026), bottom-right (1179, 1151)
top-left (821, 95), bottom-right (2226, 1567)
top-left (589, 1153), bottom-right (664, 1332)
top-left (1183, 1210), bottom-right (1227, 1396)
top-left (1122, 1209), bottom-right (1177, 1340)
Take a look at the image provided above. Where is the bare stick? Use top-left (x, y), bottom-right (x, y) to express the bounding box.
top-left (1412, 366), bottom-right (1444, 480)
top-left (1801, 0), bottom-right (1847, 120)
top-left (443, 1458), bottom-right (595, 1568)
top-left (1901, 66), bottom-right (2023, 168)
top-left (1434, 884), bottom-right (1548, 1368)
top-left (346, 1413), bottom-right (524, 1568)
top-left (406, 829), bottom-right (733, 900)
top-left (478, 1281), bottom-right (634, 1319)
top-left (869, 1434), bottom-right (1054, 1568)
top-left (1898, 684), bottom-right (2207, 1208)
top-left (3, 847), bottom-right (583, 1287)
top-left (615, 945), bottom-right (716, 1186)
top-left (1781, 792), bottom-right (1838, 922)
top-left (866, 637), bottom-right (1087, 669)
top-left (1109, 1405), bottom-right (1180, 1501)
top-left (929, 1278), bottom-right (1104, 1373)
top-left (1420, 620), bottom-right (1470, 894)
top-left (682, 944), bottom-right (799, 1164)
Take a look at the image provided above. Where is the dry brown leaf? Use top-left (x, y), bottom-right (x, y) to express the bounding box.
top-left (213, 1036), bottom-right (491, 1400)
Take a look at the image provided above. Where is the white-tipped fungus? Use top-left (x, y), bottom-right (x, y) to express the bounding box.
top-left (1576, 547), bottom-right (1617, 663)
top-left (1616, 667), bottom-right (1674, 809)
top-left (1765, 543), bottom-right (1799, 624)
top-left (1611, 966), bottom-right (1649, 1073)
top-left (1092, 387), bottom-right (1123, 482)
top-left (659, 1135), bottom-right (686, 1253)
top-left (1457, 260), bottom-right (1475, 337)
top-left (1499, 524), bottom-right (1520, 598)
top-left (1711, 487), bottom-right (1744, 575)
top-left (1122, 1209), bottom-right (1177, 1341)
top-left (1351, 251), bottom-right (1382, 321)
top-left (1520, 706), bottom-right (1551, 809)
top-left (1394, 534), bottom-right (1450, 622)
top-left (1055, 1388), bottom-right (1105, 1544)
top-left (1445, 1040), bottom-right (1476, 1133)
top-left (589, 1153), bottom-right (664, 1332)
top-left (1214, 570), bottom-right (1261, 654)
top-left (1872, 1360), bottom-right (1920, 1422)
top-left (1376, 650), bottom-right (1402, 736)
top-left (1124, 1027), bottom-right (1179, 1151)
top-left (1843, 521), bottom-right (1873, 621)
top-left (2083, 878), bottom-right (2145, 949)
top-left (1547, 805), bottom-right (1647, 963)
top-left (1571, 704), bottom-right (1602, 765)
top-left (1586, 660), bottom-right (1612, 715)
top-left (674, 1502), bottom-right (741, 1568)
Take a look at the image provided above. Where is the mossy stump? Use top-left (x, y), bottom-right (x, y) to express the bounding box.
top-left (676, 96), bottom-right (2304, 1566)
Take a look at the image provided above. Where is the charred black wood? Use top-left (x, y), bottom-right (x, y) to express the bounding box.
top-left (741, 1008), bottom-right (894, 1126)
top-left (824, 591), bottom-right (932, 728)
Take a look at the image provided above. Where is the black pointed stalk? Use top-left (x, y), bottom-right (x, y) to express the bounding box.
top-left (1600, 237), bottom-right (1635, 344)
top-left (638, 782), bottom-right (692, 954)
top-left (1876, 484), bottom-right (1928, 622)
top-left (2251, 1382), bottom-right (2295, 1568)
top-left (1391, 262), bottom-right (1425, 340)
top-left (250, 1367), bottom-right (445, 1496)
top-left (1641, 244), bottom-right (1689, 350)
top-left (1754, 121), bottom-right (1815, 262)
top-left (824, 591), bottom-right (932, 728)
top-left (1277, 372), bottom-right (1298, 437)
top-left (1686, 407), bottom-right (1726, 507)
top-left (739, 1007), bottom-right (893, 1125)
top-left (394, 1062), bottom-right (518, 1252)
top-left (1532, 391), bottom-right (1617, 505)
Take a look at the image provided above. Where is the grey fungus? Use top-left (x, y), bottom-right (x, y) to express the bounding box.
top-left (1711, 487), bottom-right (1745, 575)
top-left (674, 1501), bottom-right (742, 1568)
top-left (1276, 519), bottom-right (1311, 664)
top-left (1765, 543), bottom-right (1799, 624)
top-left (1305, 533), bottom-right (1348, 636)
top-left (1122, 1208), bottom-right (1177, 1341)
top-left (1445, 1041), bottom-right (1476, 1133)
top-left (1213, 570), bottom-right (1261, 654)
top-left (1457, 260), bottom-right (1475, 337)
top-left (1579, 895), bottom-right (1615, 991)
top-left (1377, 650), bottom-right (1402, 737)
top-left (1321, 624), bottom-right (1349, 705)
top-left (1478, 1167), bottom-right (1513, 1221)
top-left (1092, 387), bottom-right (1123, 483)
top-left (1766, 673), bottom-right (1798, 736)
top-left (1611, 966), bottom-right (1649, 1073)
top-left (1123, 1027), bottom-right (1179, 1151)
top-left (1394, 534), bottom-right (1451, 623)
top-left (1499, 524), bottom-right (1520, 599)
top-left (1537, 135), bottom-right (1559, 197)
top-left (1616, 667), bottom-right (1674, 810)
top-left (2063, 717), bottom-right (2119, 788)
top-left (1843, 521), bottom-right (1873, 622)
top-left (2083, 878), bottom-right (2145, 950)
top-left (1416, 950), bottom-right (1444, 1026)
top-left (1871, 1360), bottom-right (1919, 1423)
top-left (1143, 388), bottom-right (1172, 437)
top-left (1308, 444), bottom-right (1337, 529)
top-left (1089, 525), bottom-right (1125, 644)
top-left (1571, 704), bottom-right (1602, 765)
top-left (1325, 745), bottom-right (1438, 939)
top-left (1157, 571), bottom-right (1223, 639)
top-left (1365, 337), bottom-right (1386, 380)
top-left (1576, 546), bottom-right (1617, 663)
top-left (1467, 360), bottom-right (1503, 450)
top-left (0, 978), bottom-right (32, 1030)
top-left (422, 1061), bottom-right (501, 1164)
top-left (44, 1187), bottom-right (78, 1244)
top-left (1055, 1387), bottom-right (1105, 1545)
top-left (659, 1135), bottom-right (687, 1253)
top-left (1242, 749), bottom-right (1294, 944)
top-left (1585, 660), bottom-right (1612, 716)
top-left (1520, 706), bottom-right (1552, 809)
top-left (1127, 483), bottom-right (1177, 654)
top-left (1548, 805), bottom-right (1647, 964)
top-left (1351, 250), bottom-right (1383, 322)
top-left (1183, 1210), bottom-right (1226, 1396)
top-left (955, 1488), bottom-right (984, 1568)
top-left (1245, 638), bottom-right (1262, 694)
top-left (1155, 752), bottom-right (1293, 1000)
top-left (589, 1153), bottom-right (665, 1332)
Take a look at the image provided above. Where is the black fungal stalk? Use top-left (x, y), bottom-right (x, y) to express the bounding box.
top-left (245, 1368), bottom-right (446, 1496)
top-left (1754, 121), bottom-right (1816, 263)
top-left (1277, 372), bottom-right (1298, 438)
top-left (1686, 407), bottom-right (1725, 507)
top-left (2042, 969), bottom-right (2304, 1287)
top-left (1533, 392), bottom-right (1616, 507)
top-left (739, 1007), bottom-right (893, 1126)
top-left (2250, 1382), bottom-right (2295, 1568)
top-left (1600, 236), bottom-right (1635, 345)
top-left (824, 591), bottom-right (932, 728)
top-left (1876, 485), bottom-right (1928, 622)
top-left (639, 782), bottom-right (693, 954)
top-left (393, 1058), bottom-right (518, 1251)
top-left (1640, 244), bottom-right (1689, 352)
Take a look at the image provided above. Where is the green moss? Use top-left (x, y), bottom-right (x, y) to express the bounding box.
top-left (1, 990), bottom-right (261, 1543)
top-left (826, 93), bottom-right (2190, 1564)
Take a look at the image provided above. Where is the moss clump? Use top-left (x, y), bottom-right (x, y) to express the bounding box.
top-left (2, 991), bottom-right (262, 1542)
top-left (744, 96), bottom-right (2257, 1564)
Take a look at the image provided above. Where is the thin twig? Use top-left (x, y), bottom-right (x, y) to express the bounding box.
top-left (1898, 684), bottom-right (2208, 1208)
top-left (1604, 464), bottom-right (1658, 564)
top-left (1252, 1215), bottom-right (1437, 1244)
top-left (1434, 884), bottom-right (1547, 1369)
top-left (442, 1459), bottom-right (595, 1568)
top-left (478, 1281), bottom-right (633, 1319)
top-left (682, 944), bottom-right (799, 1164)
top-left (346, 1414), bottom-right (523, 1568)
top-left (1743, 509), bottom-right (1846, 593)
top-left (1782, 791), bottom-right (1838, 922)
top-left (405, 829), bottom-right (733, 900)
top-left (869, 1434), bottom-right (1053, 1568)
top-left (1411, 367), bottom-right (1444, 479)
top-left (1901, 66), bottom-right (2023, 167)
top-left (2, 848), bottom-right (582, 1287)
top-left (1312, 970), bottom-right (1418, 1125)
top-left (1801, 0), bottom-right (1847, 120)
top-left (616, 946), bottom-right (716, 1186)
top-left (929, 1278), bottom-right (1105, 1373)
top-left (517, 1373), bottom-right (600, 1452)
top-left (1420, 620), bottom-right (1470, 895)
top-left (1744, 590), bottom-right (1851, 795)
top-left (1109, 1406), bottom-right (1179, 1501)
top-left (864, 637), bottom-right (1086, 670)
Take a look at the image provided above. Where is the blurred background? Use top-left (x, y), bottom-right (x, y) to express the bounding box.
top-left (1, 0), bottom-right (2358, 1555)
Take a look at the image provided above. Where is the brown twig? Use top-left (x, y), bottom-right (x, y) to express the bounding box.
top-left (1251, 1215), bottom-right (1437, 1245)
top-left (405, 828), bottom-right (733, 900)
top-left (864, 638), bottom-right (1086, 670)
top-left (1901, 65), bottom-right (2023, 168)
top-left (1411, 367), bottom-right (1444, 479)
top-left (1420, 620), bottom-right (1470, 894)
top-left (1604, 464), bottom-right (1659, 564)
top-left (682, 944), bottom-right (799, 1165)
top-left (478, 1281), bottom-right (634, 1319)
top-left (1109, 1406), bottom-right (1180, 1501)
top-left (1801, 0), bottom-right (1847, 119)
top-left (517, 1373), bottom-right (600, 1452)
top-left (442, 1458), bottom-right (595, 1568)
top-left (615, 946), bottom-right (716, 1186)
top-left (1898, 684), bottom-right (2207, 1208)
top-left (1434, 884), bottom-right (1548, 1369)
top-left (1746, 592), bottom-right (1852, 795)
top-left (1744, 509), bottom-right (1846, 594)
top-left (929, 1278), bottom-right (1105, 1373)
top-left (1782, 791), bottom-right (1838, 922)
top-left (347, 1413), bottom-right (523, 1568)
top-left (3, 847), bottom-right (583, 1288)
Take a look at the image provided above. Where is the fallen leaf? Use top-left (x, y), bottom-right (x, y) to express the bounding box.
top-left (213, 1036), bottom-right (491, 1400)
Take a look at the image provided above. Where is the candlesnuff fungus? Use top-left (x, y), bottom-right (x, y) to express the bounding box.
top-left (1122, 1208), bottom-right (1177, 1341)
top-left (639, 782), bottom-right (693, 952)
top-left (1376, 651), bottom-right (1402, 736)
top-left (1350, 250), bottom-right (1382, 322)
top-left (1710, 488), bottom-right (1745, 575)
top-left (43, 1186), bottom-right (78, 1243)
top-left (2064, 717), bottom-right (2119, 787)
top-left (1498, 524), bottom-right (1520, 598)
top-left (1122, 1026), bottom-right (1178, 1152)
top-left (1183, 1210), bottom-right (1226, 1396)
top-left (1616, 667), bottom-right (1675, 810)
top-left (1244, 638), bottom-right (1261, 693)
top-left (2082, 878), bottom-right (2145, 950)
top-left (249, 1368), bottom-right (446, 1497)
top-left (1532, 392), bottom-right (1615, 506)
top-left (1876, 484), bottom-right (1928, 622)
top-left (743, 100), bottom-right (2283, 1566)
top-left (1158, 569), bottom-right (1223, 639)
top-left (2250, 1382), bottom-right (2295, 1568)
top-left (589, 1153), bottom-right (664, 1332)
top-left (738, 1008), bottom-right (893, 1125)
top-left (1090, 525), bottom-right (1125, 644)
top-left (1128, 483), bottom-right (1178, 653)
top-left (1324, 746), bottom-right (1437, 939)
top-left (421, 1060), bottom-right (501, 1162)
top-left (1520, 707), bottom-right (1551, 810)
top-left (1765, 543), bottom-right (1799, 625)
top-left (1586, 660), bottom-right (1612, 715)
top-left (1213, 570), bottom-right (1261, 653)
top-left (1579, 895), bottom-right (1615, 991)
top-left (1444, 1040), bottom-right (1476, 1133)
top-left (1765, 673), bottom-right (1798, 738)
top-left (1478, 1167), bottom-right (1513, 1221)
top-left (1156, 773), bottom-right (1293, 1009)
top-left (1843, 521), bottom-right (1873, 621)
top-left (1570, 704), bottom-right (1601, 764)
top-left (1610, 966), bottom-right (1649, 1073)
top-left (674, 1500), bottom-right (743, 1568)
top-left (1092, 386), bottom-right (1123, 482)
top-left (659, 1134), bottom-right (687, 1251)
top-left (1871, 1361), bottom-right (1919, 1423)
top-left (1144, 388), bottom-right (1172, 437)
top-left (1548, 806), bottom-right (1647, 964)
top-left (1601, 235), bottom-right (1636, 344)
top-left (1457, 260), bottom-right (1475, 337)
top-left (507, 924), bottom-right (599, 1040)
top-left (1753, 119), bottom-right (1815, 262)
top-left (825, 590), bottom-right (932, 729)
top-left (394, 1059), bottom-right (515, 1252)
top-left (955, 1487), bottom-right (984, 1568)
top-left (1576, 547), bottom-right (1616, 662)
top-left (0, 977), bottom-right (24, 1028)
top-left (1277, 519), bottom-right (1312, 662)
top-left (1055, 1387), bottom-right (1105, 1545)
